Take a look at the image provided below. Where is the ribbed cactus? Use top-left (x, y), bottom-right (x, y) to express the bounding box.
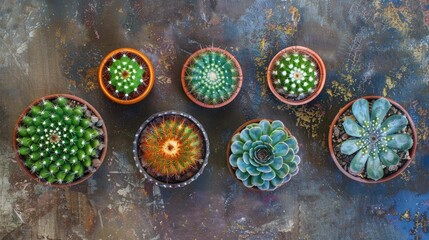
top-left (140, 115), bottom-right (204, 180)
top-left (184, 49), bottom-right (240, 105)
top-left (229, 120), bottom-right (300, 191)
top-left (341, 98), bottom-right (413, 180)
top-left (108, 54), bottom-right (145, 97)
top-left (16, 96), bottom-right (103, 184)
top-left (271, 52), bottom-right (318, 99)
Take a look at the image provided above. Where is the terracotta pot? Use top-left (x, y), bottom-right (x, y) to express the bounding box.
top-left (226, 119), bottom-right (294, 191)
top-left (328, 96), bottom-right (418, 183)
top-left (133, 111), bottom-right (210, 188)
top-left (98, 48), bottom-right (155, 105)
top-left (267, 46), bottom-right (326, 105)
top-left (181, 47), bottom-right (243, 108)
top-left (12, 94), bottom-right (108, 187)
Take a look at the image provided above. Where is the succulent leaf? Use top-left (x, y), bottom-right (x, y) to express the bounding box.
top-left (386, 134), bottom-right (413, 151)
top-left (379, 148), bottom-right (400, 167)
top-left (371, 98), bottom-right (391, 127)
top-left (352, 99), bottom-right (370, 126)
top-left (349, 149), bottom-right (369, 175)
top-left (340, 139), bottom-right (362, 155)
top-left (229, 120), bottom-right (300, 191)
top-left (366, 153), bottom-right (383, 181)
top-left (381, 115), bottom-right (408, 135)
top-left (343, 118), bottom-right (363, 137)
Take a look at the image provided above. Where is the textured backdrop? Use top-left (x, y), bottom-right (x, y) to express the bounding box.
top-left (1, 0), bottom-right (428, 239)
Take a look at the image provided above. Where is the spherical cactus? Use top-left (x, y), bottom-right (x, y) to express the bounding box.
top-left (108, 54), bottom-right (145, 97)
top-left (272, 52), bottom-right (318, 98)
top-left (14, 94), bottom-right (107, 186)
top-left (182, 47), bottom-right (242, 108)
top-left (267, 46), bottom-right (326, 105)
top-left (134, 111), bottom-right (210, 188)
top-left (340, 97), bottom-right (414, 180)
top-left (98, 48), bottom-right (155, 104)
top-left (228, 119), bottom-right (300, 191)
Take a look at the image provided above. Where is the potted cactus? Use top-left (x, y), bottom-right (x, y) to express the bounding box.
top-left (98, 48), bottom-right (155, 104)
top-left (133, 111), bottom-right (210, 188)
top-left (329, 96), bottom-right (417, 183)
top-left (12, 94), bottom-right (108, 186)
top-left (267, 46), bottom-right (326, 105)
top-left (226, 119), bottom-right (301, 191)
top-left (181, 47), bottom-right (243, 108)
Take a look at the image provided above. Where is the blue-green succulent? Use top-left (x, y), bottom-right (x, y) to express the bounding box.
top-left (341, 98), bottom-right (413, 180)
top-left (229, 120), bottom-right (300, 191)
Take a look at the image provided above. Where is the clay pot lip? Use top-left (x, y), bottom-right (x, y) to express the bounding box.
top-left (328, 95), bottom-right (418, 184)
top-left (226, 118), bottom-right (294, 192)
top-left (98, 47), bottom-right (155, 105)
top-left (12, 93), bottom-right (108, 188)
top-left (267, 46), bottom-right (326, 106)
top-left (181, 47), bottom-right (243, 108)
top-left (133, 110), bottom-right (210, 188)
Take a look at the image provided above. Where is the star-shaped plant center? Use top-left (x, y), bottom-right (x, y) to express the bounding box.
top-left (340, 98), bottom-right (413, 180)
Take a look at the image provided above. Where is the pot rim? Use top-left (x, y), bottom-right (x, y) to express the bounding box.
top-left (133, 110), bottom-right (210, 188)
top-left (328, 95), bottom-right (418, 183)
top-left (98, 47), bottom-right (155, 105)
top-left (226, 118), bottom-right (296, 192)
top-left (181, 47), bottom-right (243, 108)
top-left (267, 46), bottom-right (326, 105)
top-left (12, 93), bottom-right (108, 187)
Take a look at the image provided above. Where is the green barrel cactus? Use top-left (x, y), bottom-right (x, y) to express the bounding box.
top-left (271, 52), bottom-right (318, 99)
top-left (184, 49), bottom-right (240, 105)
top-left (341, 98), bottom-right (413, 180)
top-left (15, 96), bottom-right (104, 184)
top-left (108, 54), bottom-right (145, 97)
top-left (229, 120), bottom-right (300, 191)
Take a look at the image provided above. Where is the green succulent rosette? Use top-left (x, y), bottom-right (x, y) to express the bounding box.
top-left (229, 120), bottom-right (300, 191)
top-left (341, 97), bottom-right (413, 181)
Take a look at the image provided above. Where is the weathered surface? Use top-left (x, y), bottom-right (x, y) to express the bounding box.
top-left (0, 0), bottom-right (428, 239)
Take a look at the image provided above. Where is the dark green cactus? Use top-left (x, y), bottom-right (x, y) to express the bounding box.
top-left (16, 96), bottom-right (104, 184)
top-left (184, 49), bottom-right (240, 105)
top-left (108, 54), bottom-right (145, 97)
top-left (229, 120), bottom-right (300, 191)
top-left (341, 98), bottom-right (413, 180)
top-left (271, 52), bottom-right (318, 99)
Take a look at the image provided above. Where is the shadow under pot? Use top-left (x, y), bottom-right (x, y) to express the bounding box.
top-left (267, 46), bottom-right (326, 105)
top-left (98, 48), bottom-right (155, 105)
top-left (133, 111), bottom-right (210, 188)
top-left (12, 94), bottom-right (108, 187)
top-left (226, 119), bottom-right (301, 191)
top-left (181, 47), bottom-right (243, 108)
top-left (328, 96), bottom-right (417, 183)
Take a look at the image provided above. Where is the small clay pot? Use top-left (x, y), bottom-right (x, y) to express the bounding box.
top-left (181, 47), bottom-right (243, 108)
top-left (98, 48), bottom-right (155, 105)
top-left (226, 119), bottom-right (295, 191)
top-left (328, 96), bottom-right (418, 183)
top-left (133, 111), bottom-right (210, 188)
top-left (12, 94), bottom-right (108, 187)
top-left (267, 46), bottom-right (326, 105)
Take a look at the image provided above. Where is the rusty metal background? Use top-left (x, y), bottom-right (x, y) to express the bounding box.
top-left (1, 0), bottom-right (428, 239)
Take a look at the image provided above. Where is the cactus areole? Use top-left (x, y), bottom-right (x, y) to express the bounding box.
top-left (13, 94), bottom-right (107, 187)
top-left (98, 48), bottom-right (154, 104)
top-left (133, 111), bottom-right (210, 188)
top-left (267, 46), bottom-right (326, 105)
top-left (227, 119), bottom-right (301, 191)
top-left (181, 47), bottom-right (243, 108)
top-left (329, 96), bottom-right (417, 183)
